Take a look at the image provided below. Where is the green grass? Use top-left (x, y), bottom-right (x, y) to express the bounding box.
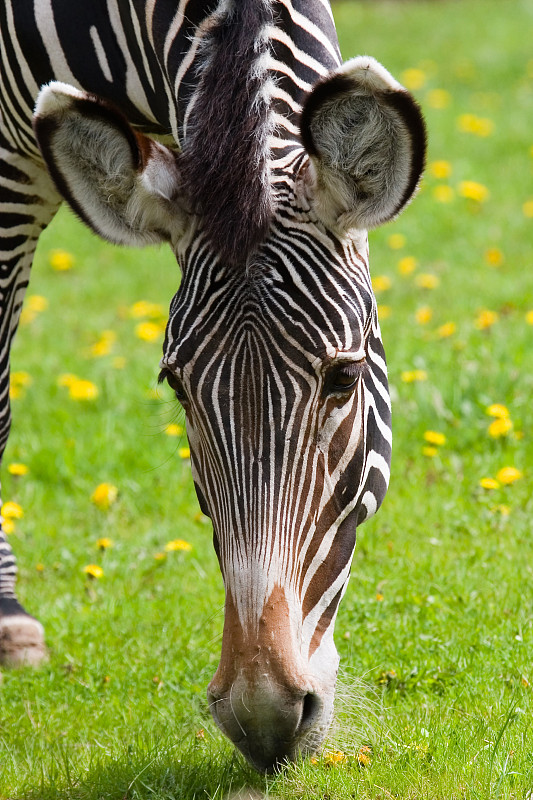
top-left (1, 0), bottom-right (533, 797)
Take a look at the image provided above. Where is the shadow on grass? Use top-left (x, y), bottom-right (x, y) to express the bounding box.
top-left (20, 738), bottom-right (269, 800)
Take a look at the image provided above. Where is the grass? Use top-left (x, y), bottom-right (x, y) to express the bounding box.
top-left (1, 0), bottom-right (533, 797)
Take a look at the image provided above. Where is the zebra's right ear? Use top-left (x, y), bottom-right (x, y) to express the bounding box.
top-left (300, 57), bottom-right (426, 233)
top-left (33, 82), bottom-right (187, 247)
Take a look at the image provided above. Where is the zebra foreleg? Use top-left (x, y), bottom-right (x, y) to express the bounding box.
top-left (0, 135), bottom-right (60, 666)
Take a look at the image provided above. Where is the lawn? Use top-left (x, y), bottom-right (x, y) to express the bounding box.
top-left (1, 1), bottom-right (533, 798)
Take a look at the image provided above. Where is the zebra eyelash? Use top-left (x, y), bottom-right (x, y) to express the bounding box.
top-left (324, 358), bottom-right (368, 395)
top-left (158, 367), bottom-right (187, 403)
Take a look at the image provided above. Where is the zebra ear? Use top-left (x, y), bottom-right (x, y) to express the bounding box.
top-left (300, 57), bottom-right (426, 232)
top-left (33, 82), bottom-right (186, 246)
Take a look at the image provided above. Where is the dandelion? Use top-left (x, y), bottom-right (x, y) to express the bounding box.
top-left (129, 300), bottom-right (165, 319)
top-left (8, 463), bottom-right (29, 476)
top-left (26, 295), bottom-right (48, 312)
top-left (57, 373), bottom-right (78, 387)
top-left (324, 750), bottom-right (347, 766)
top-left (437, 322), bottom-right (456, 338)
top-left (492, 504), bottom-right (510, 516)
top-left (154, 552), bottom-right (166, 561)
top-left (96, 537), bottom-right (113, 550)
top-left (11, 371), bottom-right (32, 388)
top-left (165, 423), bottom-right (183, 437)
top-left (69, 379), bottom-right (98, 401)
top-left (415, 306), bottom-right (433, 324)
top-left (83, 564), bottom-right (103, 579)
top-left (87, 330), bottom-right (116, 358)
top-left (401, 68), bottom-right (426, 90)
top-left (526, 310), bottom-right (533, 325)
top-left (388, 233), bottom-right (406, 250)
top-left (178, 447), bottom-right (191, 459)
top-left (377, 304), bottom-right (391, 320)
top-left (427, 89), bottom-right (451, 109)
top-left (401, 369), bottom-right (427, 383)
top-left (484, 248), bottom-right (504, 267)
top-left (424, 430), bottom-right (446, 446)
top-left (36, 563), bottom-right (44, 572)
top-left (49, 249), bottom-right (75, 271)
top-left (398, 256), bottom-right (417, 275)
top-left (135, 321), bottom-right (165, 342)
top-left (457, 113), bottom-right (494, 137)
top-left (164, 539), bottom-right (192, 552)
top-left (523, 200), bottom-right (533, 218)
top-left (376, 592), bottom-right (384, 602)
top-left (458, 181), bottom-right (490, 203)
top-left (496, 467), bottom-right (523, 485)
top-left (479, 477), bottom-right (500, 490)
top-left (372, 275), bottom-right (392, 292)
top-left (3, 519), bottom-right (16, 534)
top-left (91, 483), bottom-right (118, 510)
top-left (433, 185), bottom-right (455, 203)
top-left (357, 746), bottom-right (372, 767)
top-left (475, 309), bottom-right (498, 330)
top-left (415, 273), bottom-right (440, 289)
top-left (488, 417), bottom-right (513, 438)
top-left (430, 160), bottom-right (452, 179)
top-left (423, 446), bottom-right (438, 457)
top-left (486, 404), bottom-right (509, 419)
top-left (1, 501), bottom-right (24, 519)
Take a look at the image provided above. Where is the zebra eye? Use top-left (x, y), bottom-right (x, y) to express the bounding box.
top-left (326, 360), bottom-right (367, 394)
top-left (158, 368), bottom-right (187, 404)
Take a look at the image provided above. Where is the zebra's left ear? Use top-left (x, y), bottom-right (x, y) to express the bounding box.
top-left (300, 57), bottom-right (426, 232)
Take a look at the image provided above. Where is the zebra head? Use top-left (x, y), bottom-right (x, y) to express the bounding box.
top-left (33, 57), bottom-right (425, 772)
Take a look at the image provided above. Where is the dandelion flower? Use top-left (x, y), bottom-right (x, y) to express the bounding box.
top-left (69, 379), bottom-right (98, 401)
top-left (486, 404), bottom-right (509, 419)
top-left (26, 295), bottom-right (48, 312)
top-left (129, 300), bottom-right (165, 319)
top-left (433, 185), bottom-right (455, 203)
top-left (357, 746), bottom-right (372, 767)
top-left (437, 321), bottom-right (456, 338)
top-left (415, 306), bottom-right (433, 324)
top-left (424, 430), bottom-right (446, 446)
top-left (401, 369), bottom-right (427, 383)
top-left (49, 249), bottom-right (75, 271)
top-left (154, 552), bottom-right (166, 561)
top-left (427, 89), bottom-right (451, 109)
top-left (1, 501), bottom-right (24, 519)
top-left (96, 537), bottom-right (113, 550)
top-left (57, 373), bottom-right (79, 387)
top-left (91, 483), bottom-right (118, 510)
top-left (324, 750), bottom-right (347, 766)
top-left (526, 310), bottom-right (533, 325)
top-left (458, 181), bottom-right (490, 203)
top-left (164, 539), bottom-right (192, 552)
top-left (475, 309), bottom-right (498, 330)
top-left (488, 417), bottom-right (512, 438)
top-left (388, 233), bottom-right (406, 250)
top-left (376, 592), bottom-right (384, 602)
top-left (165, 423), bottom-right (183, 437)
top-left (430, 160), bottom-right (452, 179)
top-left (372, 275), bottom-right (392, 292)
top-left (415, 273), bottom-right (440, 289)
top-left (3, 519), bottom-right (16, 534)
top-left (484, 248), bottom-right (504, 267)
top-left (11, 371), bottom-right (32, 388)
top-left (377, 304), bottom-right (391, 320)
top-left (135, 321), bottom-right (164, 342)
top-left (178, 447), bottom-right (191, 459)
top-left (401, 68), bottom-right (426, 90)
top-left (523, 200), bottom-right (533, 218)
top-left (457, 114), bottom-right (494, 137)
top-left (496, 467), bottom-right (523, 485)
top-left (423, 446), bottom-right (438, 457)
top-left (8, 463), bottom-right (29, 476)
top-left (83, 564), bottom-right (103, 579)
top-left (479, 477), bottom-right (500, 490)
top-left (36, 563), bottom-right (44, 572)
top-left (398, 256), bottom-right (417, 275)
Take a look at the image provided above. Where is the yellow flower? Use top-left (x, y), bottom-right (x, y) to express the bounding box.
top-left (427, 89), bottom-right (451, 109)
top-left (458, 181), bottom-right (490, 203)
top-left (376, 592), bottom-right (384, 602)
top-left (154, 552), bottom-right (166, 561)
top-left (178, 447), bottom-right (191, 459)
top-left (424, 430), bottom-right (446, 446)
top-left (87, 331), bottom-right (116, 358)
top-left (324, 750), bottom-right (347, 766)
top-left (11, 371), bottom-right (32, 388)
top-left (357, 746), bottom-right (372, 767)
top-left (57, 373), bottom-right (79, 387)
top-left (423, 446), bottom-right (438, 457)
top-left (1, 501), bottom-right (24, 519)
top-left (398, 256), bottom-right (417, 275)
top-left (91, 483), bottom-right (118, 510)
top-left (415, 273), bottom-right (440, 289)
top-left (388, 233), bottom-right (406, 250)
top-left (437, 322), bottom-right (456, 338)
top-left (372, 275), bottom-right (392, 292)
top-left (377, 304), bottom-right (391, 320)
top-left (26, 295), bottom-right (48, 312)
top-left (523, 200), bottom-right (533, 218)
top-left (36, 563), bottom-right (44, 572)
top-left (433, 185), bottom-right (455, 203)
top-left (401, 68), bottom-right (426, 90)
top-left (430, 160), bottom-right (452, 180)
top-left (475, 309), bottom-right (498, 330)
top-left (401, 369), bottom-right (427, 383)
top-left (165, 423), bottom-right (184, 437)
top-left (496, 467), bottom-right (523, 485)
top-left (488, 417), bottom-right (513, 438)
top-left (129, 301), bottom-right (165, 319)
top-left (69, 379), bottom-right (99, 401)
top-left (492, 504), bottom-right (510, 516)
top-left (96, 537), bottom-right (113, 550)
top-left (3, 519), bottom-right (16, 534)
top-left (49, 249), bottom-right (75, 271)
top-left (479, 477), bottom-right (500, 490)
top-left (135, 321), bottom-right (165, 342)
top-left (486, 404), bottom-right (509, 419)
top-left (484, 248), bottom-right (504, 267)
top-left (164, 539), bottom-right (192, 552)
top-left (83, 564), bottom-right (104, 579)
top-left (415, 306), bottom-right (433, 325)
top-left (457, 114), bottom-right (494, 137)
top-left (526, 310), bottom-right (533, 325)
top-left (8, 463), bottom-right (29, 476)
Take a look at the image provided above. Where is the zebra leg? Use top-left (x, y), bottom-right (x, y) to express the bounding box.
top-left (0, 134), bottom-right (60, 666)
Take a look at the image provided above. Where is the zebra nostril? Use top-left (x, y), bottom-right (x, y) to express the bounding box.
top-left (299, 691), bottom-right (323, 733)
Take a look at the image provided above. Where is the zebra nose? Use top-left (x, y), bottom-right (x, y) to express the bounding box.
top-left (207, 681), bottom-right (324, 772)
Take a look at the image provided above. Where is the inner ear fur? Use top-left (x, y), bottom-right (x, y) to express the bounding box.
top-left (33, 82), bottom-right (186, 247)
top-left (300, 57), bottom-right (427, 232)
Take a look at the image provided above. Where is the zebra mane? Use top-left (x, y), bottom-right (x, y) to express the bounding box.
top-left (179, 0), bottom-right (274, 266)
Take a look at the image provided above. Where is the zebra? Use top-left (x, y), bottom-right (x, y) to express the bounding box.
top-left (0, 0), bottom-right (426, 772)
